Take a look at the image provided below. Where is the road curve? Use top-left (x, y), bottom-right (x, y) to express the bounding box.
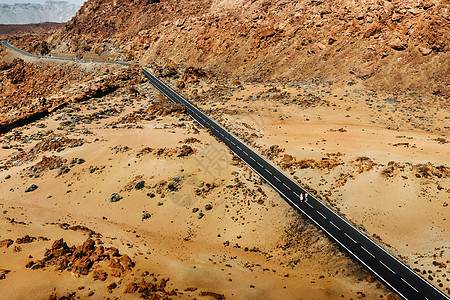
top-left (2, 39), bottom-right (448, 300)
top-left (1, 40), bottom-right (131, 66)
top-left (142, 68), bottom-right (449, 300)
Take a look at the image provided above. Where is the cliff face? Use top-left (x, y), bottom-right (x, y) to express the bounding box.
top-left (0, 1), bottom-right (80, 25)
top-left (47, 0), bottom-right (449, 95)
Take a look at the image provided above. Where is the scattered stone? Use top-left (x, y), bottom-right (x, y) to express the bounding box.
top-left (109, 193), bottom-right (123, 203)
top-left (0, 269), bottom-right (11, 280)
top-left (205, 204), bottom-right (213, 211)
top-left (16, 235), bottom-right (37, 244)
top-left (125, 282), bottom-right (138, 293)
top-left (25, 184), bottom-right (38, 192)
top-left (107, 282), bottom-right (117, 291)
top-left (135, 181), bottom-right (145, 190)
top-left (197, 212), bottom-right (204, 219)
top-left (0, 239), bottom-right (13, 248)
top-left (142, 211), bottom-right (151, 220)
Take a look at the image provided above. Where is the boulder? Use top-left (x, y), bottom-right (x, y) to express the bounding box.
top-left (388, 37), bottom-right (407, 51)
top-left (418, 47), bottom-right (432, 56)
top-left (25, 184), bottom-right (38, 192)
top-left (134, 181), bottom-right (145, 190)
top-left (109, 193), bottom-right (123, 202)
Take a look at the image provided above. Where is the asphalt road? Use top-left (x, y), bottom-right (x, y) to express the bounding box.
top-left (142, 68), bottom-right (449, 300)
top-left (2, 39), bottom-right (448, 300)
top-left (1, 40), bottom-right (131, 66)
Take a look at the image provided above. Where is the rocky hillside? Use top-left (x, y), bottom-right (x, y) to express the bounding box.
top-left (0, 1), bottom-right (79, 25)
top-left (45, 0), bottom-right (449, 96)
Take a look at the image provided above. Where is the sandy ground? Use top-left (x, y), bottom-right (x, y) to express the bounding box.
top-left (1, 48), bottom-right (448, 299)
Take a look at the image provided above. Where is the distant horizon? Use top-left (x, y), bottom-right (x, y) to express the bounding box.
top-left (0, 0), bottom-right (84, 6)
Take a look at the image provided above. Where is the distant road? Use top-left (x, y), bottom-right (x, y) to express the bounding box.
top-left (2, 40), bottom-right (449, 300)
top-left (1, 40), bottom-right (131, 66)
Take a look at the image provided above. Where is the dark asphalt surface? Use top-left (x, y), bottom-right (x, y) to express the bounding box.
top-left (142, 68), bottom-right (449, 300)
top-left (2, 39), bottom-right (448, 300)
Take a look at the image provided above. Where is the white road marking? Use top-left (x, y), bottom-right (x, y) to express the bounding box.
top-left (330, 221), bottom-right (341, 231)
top-left (266, 169), bottom-right (272, 175)
top-left (316, 211), bottom-right (327, 219)
top-left (243, 151), bottom-right (249, 156)
top-left (250, 157), bottom-right (256, 161)
top-left (401, 278), bottom-right (419, 293)
top-left (306, 202), bottom-right (313, 208)
top-left (380, 261), bottom-right (396, 274)
top-left (230, 141), bottom-right (235, 145)
top-left (274, 176), bottom-right (281, 182)
top-left (225, 137), bottom-right (230, 141)
top-left (361, 246), bottom-right (375, 258)
top-left (282, 183), bottom-right (290, 190)
top-left (237, 146), bottom-right (242, 151)
top-left (344, 233), bottom-right (357, 244)
top-left (257, 162), bottom-right (263, 167)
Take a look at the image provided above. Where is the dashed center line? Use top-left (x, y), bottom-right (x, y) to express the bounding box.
top-left (401, 278), bottom-right (419, 293)
top-left (306, 202), bottom-right (313, 208)
top-left (344, 233), bottom-right (357, 244)
top-left (243, 151), bottom-right (249, 156)
top-left (316, 211), bottom-right (327, 219)
top-left (266, 169), bottom-right (272, 175)
top-left (257, 162), bottom-right (263, 167)
top-left (330, 221), bottom-right (341, 231)
top-left (361, 246), bottom-right (375, 258)
top-left (274, 176), bottom-right (281, 182)
top-left (250, 157), bottom-right (256, 161)
top-left (379, 261), bottom-right (396, 274)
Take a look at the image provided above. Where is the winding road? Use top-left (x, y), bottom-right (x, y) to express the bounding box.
top-left (2, 40), bottom-right (448, 300)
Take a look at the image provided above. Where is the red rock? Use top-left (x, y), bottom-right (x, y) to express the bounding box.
top-left (418, 47), bottom-right (432, 56)
top-left (110, 268), bottom-right (122, 277)
top-left (81, 238), bottom-right (95, 254)
top-left (107, 282), bottom-right (117, 291)
top-left (119, 254), bottom-right (134, 270)
top-left (109, 258), bottom-right (124, 270)
top-left (72, 257), bottom-right (93, 275)
top-left (54, 257), bottom-right (69, 271)
top-left (367, 274), bottom-right (375, 283)
top-left (16, 235), bottom-right (36, 244)
top-left (92, 269), bottom-right (108, 281)
top-left (125, 282), bottom-right (138, 293)
top-left (388, 37), bottom-right (407, 51)
top-left (0, 239), bottom-right (13, 248)
top-left (25, 261), bottom-right (35, 268)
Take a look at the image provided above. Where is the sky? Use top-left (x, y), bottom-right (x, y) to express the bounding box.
top-left (0, 0), bottom-right (85, 5)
